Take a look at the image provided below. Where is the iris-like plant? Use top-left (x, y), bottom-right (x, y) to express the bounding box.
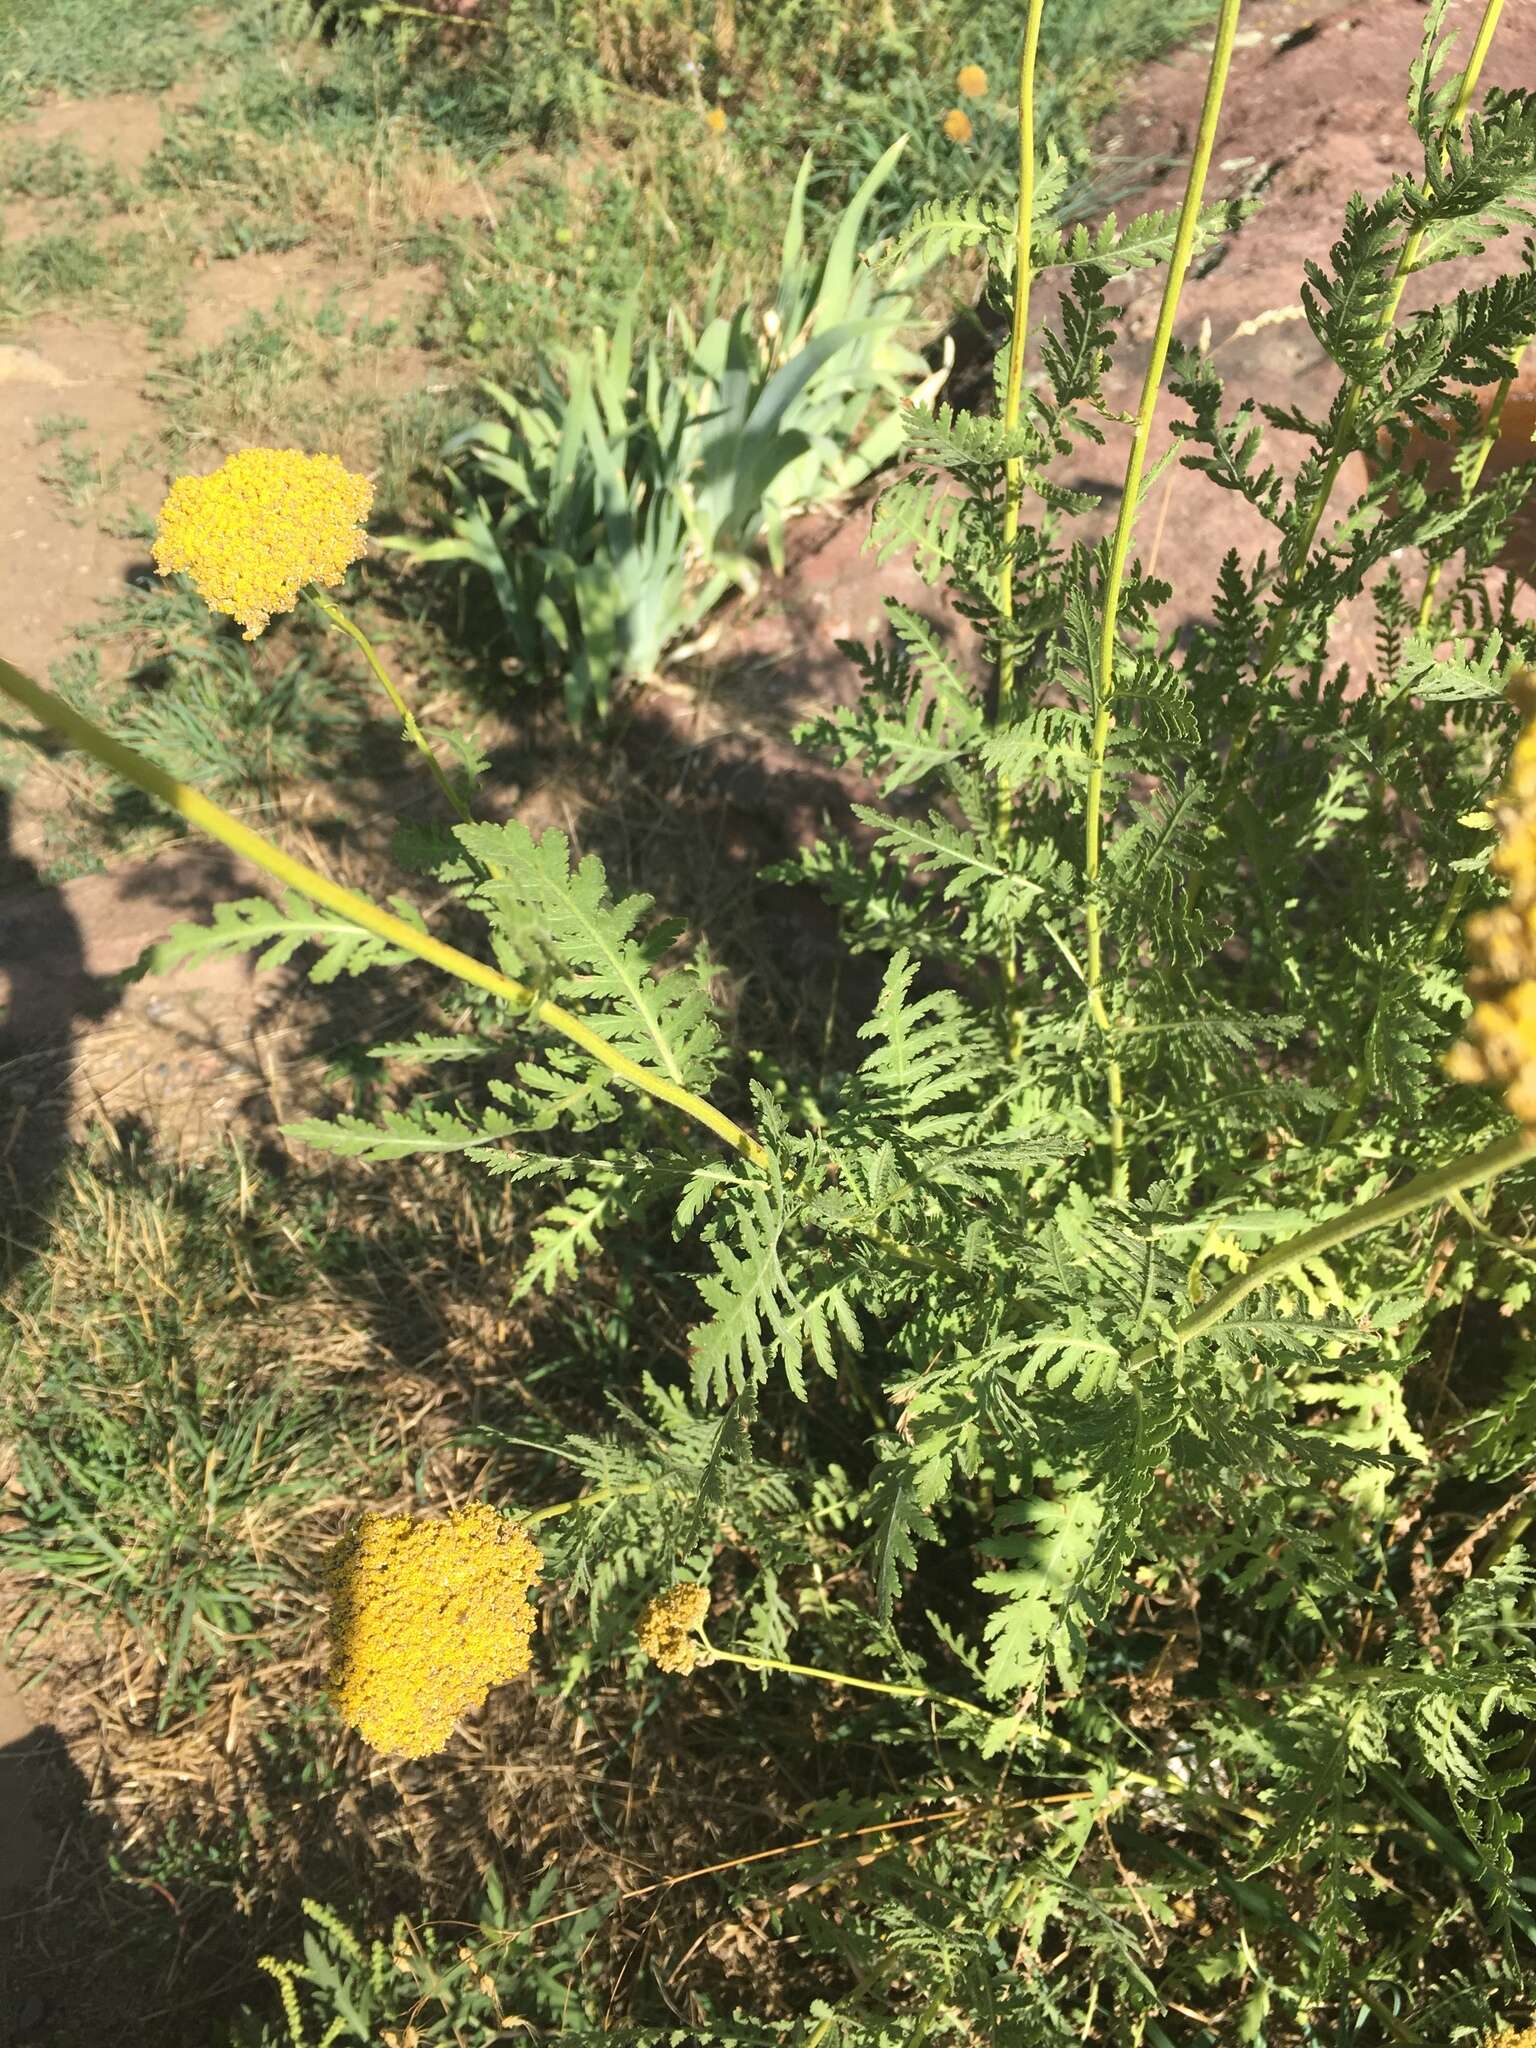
top-left (384, 141), bottom-right (945, 723)
top-left (7, 0), bottom-right (1536, 2033)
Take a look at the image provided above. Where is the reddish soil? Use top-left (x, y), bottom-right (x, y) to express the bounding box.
top-left (0, 317), bottom-right (164, 683)
top-left (1058, 0), bottom-right (1536, 670)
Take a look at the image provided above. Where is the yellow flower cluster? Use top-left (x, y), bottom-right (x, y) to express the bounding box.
top-left (703, 105), bottom-right (727, 135)
top-left (325, 1504), bottom-right (541, 1758)
top-left (956, 62), bottom-right (988, 98)
top-left (941, 107), bottom-right (974, 145)
top-left (1483, 2030), bottom-right (1536, 2048)
top-left (1447, 669), bottom-right (1536, 1125)
top-left (636, 1582), bottom-right (712, 1674)
top-left (153, 446), bottom-right (373, 640)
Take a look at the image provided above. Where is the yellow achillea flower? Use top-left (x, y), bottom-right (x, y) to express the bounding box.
top-left (956, 62), bottom-right (988, 98)
top-left (153, 446), bottom-right (373, 641)
top-left (942, 107), bottom-right (974, 145)
top-left (636, 1582), bottom-right (711, 1674)
top-left (1483, 2031), bottom-right (1536, 2048)
top-left (1448, 669), bottom-right (1536, 1126)
top-left (703, 105), bottom-right (727, 134)
top-left (326, 1503), bottom-right (540, 1758)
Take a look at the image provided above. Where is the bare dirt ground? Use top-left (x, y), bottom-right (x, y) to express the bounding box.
top-left (4, 0), bottom-right (1536, 1995)
top-left (1071, 0), bottom-right (1536, 662)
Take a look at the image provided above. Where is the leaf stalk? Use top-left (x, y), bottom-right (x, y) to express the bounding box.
top-left (0, 655), bottom-right (769, 1168)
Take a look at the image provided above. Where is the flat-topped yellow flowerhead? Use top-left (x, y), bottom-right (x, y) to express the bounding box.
top-left (942, 107), bottom-right (974, 145)
top-left (325, 1503), bottom-right (541, 1758)
top-left (153, 446), bottom-right (373, 640)
top-left (956, 63), bottom-right (988, 98)
top-left (636, 1582), bottom-right (711, 1675)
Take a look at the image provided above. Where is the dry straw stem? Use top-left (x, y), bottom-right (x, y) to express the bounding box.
top-left (0, 656), bottom-right (768, 1167)
top-left (483, 1776), bottom-right (1244, 1951)
top-left (1081, 0), bottom-right (1244, 1198)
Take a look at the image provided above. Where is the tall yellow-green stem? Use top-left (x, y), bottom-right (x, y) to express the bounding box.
top-left (0, 655), bottom-right (768, 1168)
top-left (1081, 0), bottom-right (1244, 1198)
top-left (5, 657), bottom-right (1526, 1427)
top-left (993, 2), bottom-right (1046, 775)
top-left (308, 589), bottom-right (473, 826)
top-left (995, 0), bottom-right (1046, 1054)
top-left (1145, 1124), bottom-right (1536, 1367)
top-left (702, 1640), bottom-right (989, 1721)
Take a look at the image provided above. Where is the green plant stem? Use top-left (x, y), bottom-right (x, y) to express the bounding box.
top-left (1416, 335), bottom-right (1531, 632)
top-left (1080, 0), bottom-right (1243, 1199)
top-left (0, 655), bottom-right (769, 1169)
top-left (1135, 1124), bottom-right (1536, 1367)
top-left (994, 0), bottom-right (1046, 1059)
top-left (702, 1641), bottom-right (988, 1721)
top-left (995, 0), bottom-right (1045, 733)
top-left (1429, 867), bottom-right (1475, 957)
top-left (308, 590), bottom-right (473, 826)
top-left (517, 1482), bottom-right (653, 1527)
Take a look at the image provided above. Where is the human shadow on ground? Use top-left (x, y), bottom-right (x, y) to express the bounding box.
top-left (0, 786), bottom-right (122, 1290)
top-left (0, 1721), bottom-right (120, 2046)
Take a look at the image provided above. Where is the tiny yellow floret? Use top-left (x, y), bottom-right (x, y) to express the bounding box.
top-left (703, 105), bottom-right (727, 134)
top-left (1450, 668), bottom-right (1536, 1129)
top-left (956, 63), bottom-right (988, 98)
top-left (326, 1503), bottom-right (540, 1758)
top-left (153, 446), bottom-right (373, 641)
top-left (941, 107), bottom-right (974, 145)
top-left (636, 1582), bottom-right (712, 1675)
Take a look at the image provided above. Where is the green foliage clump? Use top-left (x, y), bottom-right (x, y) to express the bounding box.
top-left (232, 1879), bottom-right (610, 2046)
top-left (11, 0), bottom-right (1536, 2041)
top-left (388, 142), bottom-right (941, 723)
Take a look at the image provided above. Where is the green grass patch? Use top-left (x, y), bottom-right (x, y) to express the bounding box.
top-left (0, 0), bottom-right (222, 114)
top-left (1, 1138), bottom-right (381, 1728)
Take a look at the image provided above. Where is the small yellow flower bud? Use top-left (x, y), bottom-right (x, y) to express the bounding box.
top-left (956, 63), bottom-right (988, 98)
top-left (703, 105), bottom-right (727, 134)
top-left (941, 107), bottom-right (974, 145)
top-left (636, 1583), bottom-right (712, 1674)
